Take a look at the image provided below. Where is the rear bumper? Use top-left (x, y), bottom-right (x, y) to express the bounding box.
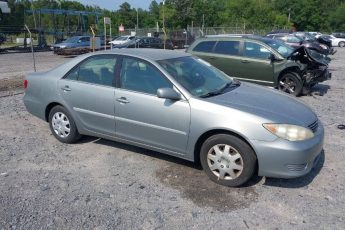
top-left (23, 93), bottom-right (46, 121)
top-left (252, 122), bottom-right (324, 178)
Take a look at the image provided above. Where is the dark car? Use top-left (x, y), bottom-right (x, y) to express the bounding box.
top-left (266, 34), bottom-right (332, 57)
top-left (113, 37), bottom-right (174, 50)
top-left (187, 36), bottom-right (331, 96)
top-left (293, 32), bottom-right (335, 54)
top-left (332, 32), bottom-right (345, 39)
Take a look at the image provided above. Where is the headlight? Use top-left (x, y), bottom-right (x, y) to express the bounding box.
top-left (263, 124), bottom-right (314, 141)
top-left (60, 45), bottom-right (66, 48)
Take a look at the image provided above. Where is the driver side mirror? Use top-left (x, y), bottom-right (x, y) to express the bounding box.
top-left (269, 53), bottom-right (281, 62)
top-left (157, 88), bottom-right (181, 100)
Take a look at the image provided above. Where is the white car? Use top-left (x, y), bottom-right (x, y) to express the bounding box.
top-left (0, 0), bottom-right (11, 14)
top-left (325, 35), bottom-right (345, 47)
top-left (109, 36), bottom-right (136, 45)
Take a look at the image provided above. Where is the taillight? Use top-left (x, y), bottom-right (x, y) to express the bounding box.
top-left (24, 80), bottom-right (28, 89)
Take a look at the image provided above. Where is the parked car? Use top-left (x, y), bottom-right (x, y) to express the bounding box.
top-left (23, 49), bottom-right (324, 187)
top-left (321, 35), bottom-right (345, 47)
top-left (109, 35), bottom-right (136, 45)
top-left (113, 36), bottom-right (174, 50)
top-left (266, 34), bottom-right (332, 55)
top-left (309, 32), bottom-right (322, 38)
top-left (294, 32), bottom-right (334, 54)
top-left (332, 32), bottom-right (345, 39)
top-left (187, 36), bottom-right (331, 96)
top-left (51, 36), bottom-right (90, 53)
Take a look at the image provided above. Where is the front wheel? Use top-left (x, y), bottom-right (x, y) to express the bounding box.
top-left (48, 105), bottom-right (81, 143)
top-left (200, 134), bottom-right (257, 187)
top-left (278, 72), bottom-right (303, 96)
top-left (339, 41), bottom-right (345, 47)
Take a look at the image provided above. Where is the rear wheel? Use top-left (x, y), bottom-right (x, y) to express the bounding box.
top-left (278, 72), bottom-right (303, 96)
top-left (48, 106), bottom-right (81, 143)
top-left (339, 41), bottom-right (345, 47)
top-left (200, 134), bottom-right (256, 187)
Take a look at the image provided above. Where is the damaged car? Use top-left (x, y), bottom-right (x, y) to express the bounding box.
top-left (187, 36), bottom-right (331, 96)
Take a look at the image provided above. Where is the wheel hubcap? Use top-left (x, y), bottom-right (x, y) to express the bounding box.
top-left (52, 112), bottom-right (70, 138)
top-left (279, 76), bottom-right (296, 94)
top-left (207, 144), bottom-right (244, 180)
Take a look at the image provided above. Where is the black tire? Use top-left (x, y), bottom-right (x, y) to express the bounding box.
top-left (200, 134), bottom-right (257, 187)
top-left (339, 41), bottom-right (345, 48)
top-left (278, 72), bottom-right (303, 96)
top-left (48, 105), bottom-right (81, 143)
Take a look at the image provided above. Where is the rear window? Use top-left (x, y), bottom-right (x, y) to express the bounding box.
top-left (193, 41), bottom-right (216, 53)
top-left (214, 41), bottom-right (240, 56)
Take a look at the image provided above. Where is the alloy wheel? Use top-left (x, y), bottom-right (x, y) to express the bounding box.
top-left (279, 76), bottom-right (297, 94)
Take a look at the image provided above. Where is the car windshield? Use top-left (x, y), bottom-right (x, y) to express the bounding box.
top-left (116, 36), bottom-right (129, 41)
top-left (64, 37), bottom-right (79, 43)
top-left (157, 56), bottom-right (234, 97)
top-left (263, 39), bottom-right (294, 58)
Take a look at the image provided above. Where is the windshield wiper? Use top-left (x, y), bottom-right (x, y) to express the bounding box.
top-left (200, 81), bottom-right (239, 98)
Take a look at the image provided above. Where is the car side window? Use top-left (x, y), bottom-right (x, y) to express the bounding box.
top-left (287, 36), bottom-right (300, 43)
top-left (65, 55), bottom-right (117, 87)
top-left (214, 41), bottom-right (240, 56)
top-left (120, 57), bottom-right (172, 95)
top-left (65, 68), bottom-right (78, 80)
top-left (243, 42), bottom-right (271, 60)
top-left (192, 41), bottom-right (216, 53)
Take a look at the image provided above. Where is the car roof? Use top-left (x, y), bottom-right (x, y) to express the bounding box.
top-left (89, 48), bottom-right (190, 61)
top-left (196, 35), bottom-right (275, 43)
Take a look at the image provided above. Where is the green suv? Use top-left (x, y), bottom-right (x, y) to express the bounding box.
top-left (187, 36), bottom-right (331, 96)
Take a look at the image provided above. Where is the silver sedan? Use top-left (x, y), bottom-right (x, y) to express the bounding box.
top-left (23, 49), bottom-right (324, 187)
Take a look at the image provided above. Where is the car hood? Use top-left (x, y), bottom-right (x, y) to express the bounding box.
top-left (288, 46), bottom-right (329, 65)
top-left (203, 83), bottom-right (317, 126)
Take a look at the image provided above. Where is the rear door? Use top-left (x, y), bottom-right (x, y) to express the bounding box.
top-left (206, 40), bottom-right (242, 77)
top-left (237, 41), bottom-right (274, 85)
top-left (58, 55), bottom-right (118, 136)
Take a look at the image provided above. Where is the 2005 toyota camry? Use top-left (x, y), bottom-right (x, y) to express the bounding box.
top-left (23, 49), bottom-right (324, 187)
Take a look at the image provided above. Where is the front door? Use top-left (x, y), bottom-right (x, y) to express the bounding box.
top-left (237, 41), bottom-right (274, 86)
top-left (58, 55), bottom-right (117, 136)
top-left (114, 57), bottom-right (191, 155)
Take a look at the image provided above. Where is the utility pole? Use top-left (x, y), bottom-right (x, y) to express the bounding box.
top-left (202, 14), bottom-right (205, 35)
top-left (163, 0), bottom-right (166, 49)
top-left (136, 8), bottom-right (139, 35)
top-left (288, 8), bottom-right (291, 24)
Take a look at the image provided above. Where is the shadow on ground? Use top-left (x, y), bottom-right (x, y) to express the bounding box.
top-left (81, 137), bottom-right (324, 211)
top-left (89, 137), bottom-right (259, 212)
top-left (308, 84), bottom-right (331, 96)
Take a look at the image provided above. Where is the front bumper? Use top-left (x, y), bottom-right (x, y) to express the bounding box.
top-left (305, 69), bottom-right (331, 84)
top-left (252, 122), bottom-right (324, 179)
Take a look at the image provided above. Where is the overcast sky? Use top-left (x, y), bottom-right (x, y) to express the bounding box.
top-left (75, 0), bottom-right (156, 10)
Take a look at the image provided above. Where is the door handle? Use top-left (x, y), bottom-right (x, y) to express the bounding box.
top-left (116, 97), bottom-right (129, 104)
top-left (209, 57), bottom-right (217, 60)
top-left (61, 85), bottom-right (71, 91)
top-left (241, 60), bottom-right (250, 63)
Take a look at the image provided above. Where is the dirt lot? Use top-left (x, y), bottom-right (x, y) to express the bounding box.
top-left (0, 50), bottom-right (345, 229)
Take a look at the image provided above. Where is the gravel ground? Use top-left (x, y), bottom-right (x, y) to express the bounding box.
top-left (0, 49), bottom-right (345, 229)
